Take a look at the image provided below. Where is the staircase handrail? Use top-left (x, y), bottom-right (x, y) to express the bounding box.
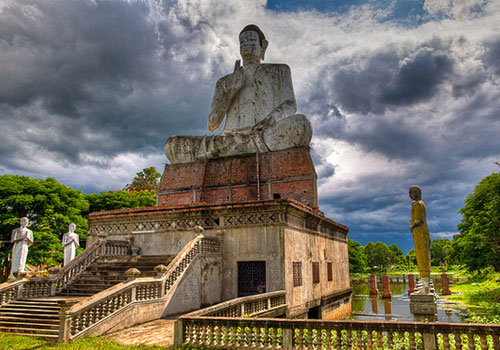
top-left (52, 238), bottom-right (130, 294)
top-left (0, 238), bottom-right (130, 304)
top-left (63, 235), bottom-right (221, 340)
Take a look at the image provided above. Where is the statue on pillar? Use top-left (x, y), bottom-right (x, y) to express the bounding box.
top-left (164, 24), bottom-right (312, 164)
top-left (409, 185), bottom-right (431, 293)
top-left (62, 223), bottom-right (79, 266)
top-left (10, 217), bottom-right (34, 278)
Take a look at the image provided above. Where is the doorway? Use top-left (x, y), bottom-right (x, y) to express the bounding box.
top-left (237, 261), bottom-right (266, 297)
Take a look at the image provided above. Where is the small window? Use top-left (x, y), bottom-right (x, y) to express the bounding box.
top-left (327, 262), bottom-right (333, 281)
top-left (293, 262), bottom-right (302, 287)
top-left (273, 193), bottom-right (281, 199)
top-left (312, 262), bottom-right (320, 284)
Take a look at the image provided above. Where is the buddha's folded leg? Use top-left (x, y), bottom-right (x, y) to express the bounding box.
top-left (164, 135), bottom-right (204, 164)
top-left (262, 114), bottom-right (312, 151)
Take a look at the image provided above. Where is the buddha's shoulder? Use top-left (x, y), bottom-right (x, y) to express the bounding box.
top-left (259, 63), bottom-right (291, 73)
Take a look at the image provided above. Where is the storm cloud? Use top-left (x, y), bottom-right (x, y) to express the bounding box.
top-left (1, 0), bottom-right (499, 251)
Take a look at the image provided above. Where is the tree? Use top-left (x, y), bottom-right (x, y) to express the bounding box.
top-left (453, 172), bottom-right (500, 271)
top-left (124, 167), bottom-right (161, 191)
top-left (406, 249), bottom-right (417, 269)
top-left (430, 238), bottom-right (452, 266)
top-left (363, 241), bottom-right (392, 270)
top-left (85, 189), bottom-right (156, 214)
top-left (0, 175), bottom-right (88, 280)
top-left (388, 243), bottom-right (404, 266)
top-left (348, 239), bottom-right (367, 273)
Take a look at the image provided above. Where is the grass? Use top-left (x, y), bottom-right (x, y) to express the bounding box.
top-left (0, 333), bottom-right (173, 350)
top-left (444, 269), bottom-right (500, 324)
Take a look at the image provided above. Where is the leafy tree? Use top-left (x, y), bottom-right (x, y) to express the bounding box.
top-left (406, 249), bottom-right (417, 269)
top-left (453, 172), bottom-right (500, 271)
top-left (124, 167), bottom-right (161, 191)
top-left (85, 189), bottom-right (156, 214)
top-left (388, 243), bottom-right (404, 266)
top-left (430, 238), bottom-right (452, 266)
top-left (348, 239), bottom-right (367, 273)
top-left (363, 241), bottom-right (392, 270)
top-left (0, 175), bottom-right (88, 280)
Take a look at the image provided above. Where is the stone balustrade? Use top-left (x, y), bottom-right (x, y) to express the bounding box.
top-left (60, 235), bottom-right (221, 341)
top-left (175, 317), bottom-right (500, 350)
top-left (0, 238), bottom-right (130, 305)
top-left (186, 291), bottom-right (287, 318)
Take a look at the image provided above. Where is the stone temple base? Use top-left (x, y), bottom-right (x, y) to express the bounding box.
top-left (157, 147), bottom-right (318, 209)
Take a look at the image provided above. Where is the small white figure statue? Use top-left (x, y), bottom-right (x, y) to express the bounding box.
top-left (62, 223), bottom-right (79, 266)
top-left (10, 217), bottom-right (34, 278)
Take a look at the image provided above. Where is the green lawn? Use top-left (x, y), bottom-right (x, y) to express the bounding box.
top-left (445, 270), bottom-right (500, 323)
top-left (0, 333), bottom-right (172, 350)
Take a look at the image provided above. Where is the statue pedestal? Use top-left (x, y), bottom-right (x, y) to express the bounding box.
top-left (157, 147), bottom-right (318, 210)
top-left (409, 292), bottom-right (437, 322)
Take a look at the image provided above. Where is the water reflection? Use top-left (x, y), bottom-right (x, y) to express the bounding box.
top-left (350, 279), bottom-right (466, 323)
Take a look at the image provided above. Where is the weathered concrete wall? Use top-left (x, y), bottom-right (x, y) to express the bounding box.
top-left (220, 225), bottom-right (284, 301)
top-left (284, 226), bottom-right (350, 318)
top-left (163, 254), bottom-right (222, 316)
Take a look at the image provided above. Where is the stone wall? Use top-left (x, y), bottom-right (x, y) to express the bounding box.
top-left (284, 224), bottom-right (350, 318)
top-left (157, 148), bottom-right (318, 209)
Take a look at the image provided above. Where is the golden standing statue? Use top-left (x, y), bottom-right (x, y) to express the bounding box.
top-left (409, 185), bottom-right (431, 293)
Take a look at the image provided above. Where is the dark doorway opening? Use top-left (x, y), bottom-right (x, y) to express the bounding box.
top-left (237, 261), bottom-right (266, 297)
top-left (308, 306), bottom-right (320, 319)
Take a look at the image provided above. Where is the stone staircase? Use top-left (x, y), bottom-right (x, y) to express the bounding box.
top-left (0, 299), bottom-right (62, 340)
top-left (57, 255), bottom-right (174, 297)
top-left (0, 254), bottom-right (175, 340)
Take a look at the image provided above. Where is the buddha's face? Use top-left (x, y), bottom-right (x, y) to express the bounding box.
top-left (239, 30), bottom-right (263, 62)
top-left (20, 217), bottom-right (29, 227)
top-left (409, 187), bottom-right (421, 201)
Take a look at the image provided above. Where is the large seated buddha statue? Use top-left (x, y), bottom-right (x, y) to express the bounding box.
top-left (164, 25), bottom-right (312, 164)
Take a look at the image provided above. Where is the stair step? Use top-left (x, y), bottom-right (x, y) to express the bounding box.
top-left (0, 327), bottom-right (59, 336)
top-left (0, 306), bottom-right (59, 313)
top-left (0, 320), bottom-right (59, 328)
top-left (0, 311), bottom-right (60, 318)
top-left (0, 316), bottom-right (60, 324)
top-left (0, 330), bottom-right (59, 339)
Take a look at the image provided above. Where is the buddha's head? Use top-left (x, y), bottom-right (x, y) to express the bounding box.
top-left (239, 24), bottom-right (269, 63)
top-left (409, 185), bottom-right (422, 201)
top-left (20, 217), bottom-right (29, 228)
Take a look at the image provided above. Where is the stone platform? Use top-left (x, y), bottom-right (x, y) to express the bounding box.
top-left (157, 147), bottom-right (318, 209)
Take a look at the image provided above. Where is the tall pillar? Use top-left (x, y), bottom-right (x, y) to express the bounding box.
top-left (369, 275), bottom-right (378, 295)
top-left (381, 275), bottom-right (392, 299)
top-left (408, 274), bottom-right (415, 294)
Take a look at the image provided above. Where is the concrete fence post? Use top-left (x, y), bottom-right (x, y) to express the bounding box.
top-left (283, 328), bottom-right (293, 350)
top-left (173, 318), bottom-right (184, 346)
top-left (422, 332), bottom-right (437, 350)
top-left (58, 302), bottom-right (71, 343)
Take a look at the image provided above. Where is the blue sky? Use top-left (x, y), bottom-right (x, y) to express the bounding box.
top-left (0, 0), bottom-right (499, 252)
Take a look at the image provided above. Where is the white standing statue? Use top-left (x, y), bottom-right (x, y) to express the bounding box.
top-left (62, 223), bottom-right (79, 266)
top-left (10, 217), bottom-right (34, 278)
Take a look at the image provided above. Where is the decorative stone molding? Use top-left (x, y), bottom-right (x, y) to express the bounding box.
top-left (124, 268), bottom-right (141, 280)
top-left (154, 264), bottom-right (168, 278)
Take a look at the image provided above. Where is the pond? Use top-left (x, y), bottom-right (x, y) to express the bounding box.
top-left (350, 279), bottom-right (468, 323)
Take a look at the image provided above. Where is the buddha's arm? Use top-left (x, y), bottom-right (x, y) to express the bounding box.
top-left (410, 202), bottom-right (425, 231)
top-left (208, 61), bottom-right (244, 132)
top-left (254, 65), bottom-right (297, 130)
top-left (271, 65), bottom-right (297, 122)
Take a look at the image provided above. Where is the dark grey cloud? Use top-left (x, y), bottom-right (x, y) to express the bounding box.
top-left (319, 42), bottom-right (454, 115)
top-left (0, 0), bottom-right (219, 170)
